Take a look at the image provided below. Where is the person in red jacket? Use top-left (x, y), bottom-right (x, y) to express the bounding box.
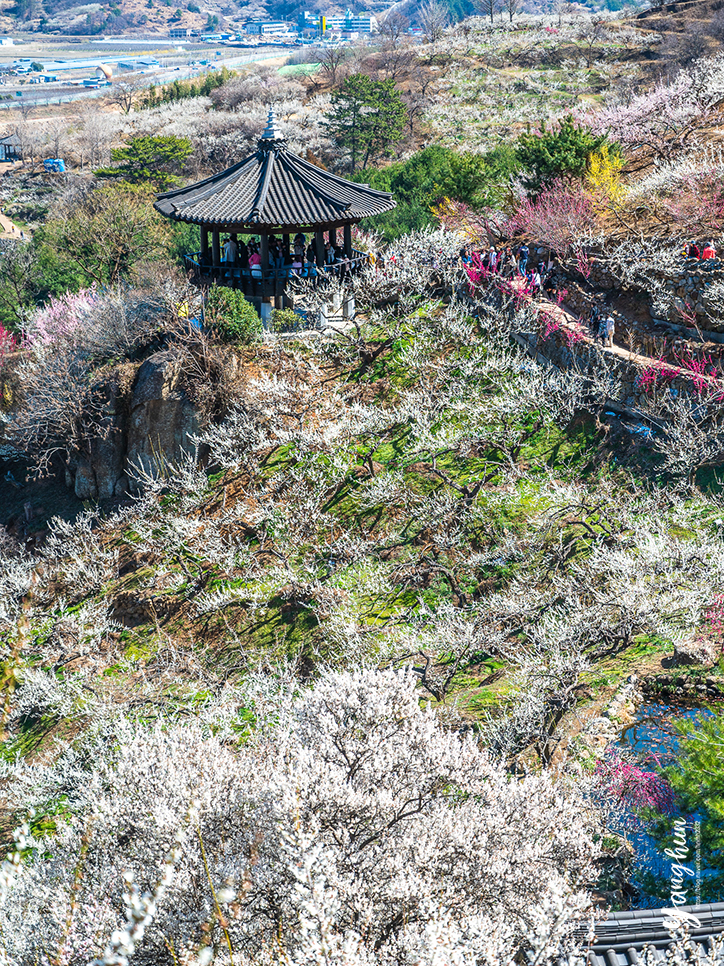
top-left (702, 241), bottom-right (717, 259)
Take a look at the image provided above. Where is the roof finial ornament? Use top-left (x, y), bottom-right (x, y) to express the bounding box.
top-left (262, 104), bottom-right (280, 141)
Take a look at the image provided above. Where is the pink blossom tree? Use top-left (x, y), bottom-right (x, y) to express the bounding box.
top-left (22, 288), bottom-right (99, 348)
top-left (695, 593), bottom-right (724, 655)
top-left (510, 179), bottom-right (596, 257)
top-left (658, 173), bottom-right (724, 235)
top-left (581, 53), bottom-right (724, 160)
top-left (595, 747), bottom-right (676, 820)
top-left (0, 324), bottom-right (17, 362)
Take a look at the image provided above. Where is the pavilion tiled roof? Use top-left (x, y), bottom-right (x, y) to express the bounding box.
top-left (154, 108), bottom-right (396, 232)
top-left (585, 903), bottom-right (724, 966)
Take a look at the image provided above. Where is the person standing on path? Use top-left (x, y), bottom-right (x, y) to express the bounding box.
top-left (502, 247), bottom-right (516, 278)
top-left (530, 268), bottom-right (542, 296)
top-left (589, 302), bottom-right (601, 341)
top-left (603, 314), bottom-right (615, 347)
top-left (517, 243), bottom-right (529, 275)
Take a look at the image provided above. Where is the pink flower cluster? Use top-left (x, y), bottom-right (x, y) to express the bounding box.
top-left (565, 327), bottom-right (585, 347)
top-left (541, 313), bottom-right (561, 340)
top-left (680, 352), bottom-right (718, 395)
top-left (575, 248), bottom-right (592, 280)
top-left (465, 258), bottom-right (520, 303)
top-left (0, 323), bottom-right (17, 362)
top-left (595, 748), bottom-right (676, 817)
top-left (24, 287), bottom-right (98, 348)
top-left (637, 348), bottom-right (721, 398)
top-left (696, 593), bottom-right (724, 653)
top-left (637, 365), bottom-right (662, 393)
top-left (466, 255), bottom-right (493, 288)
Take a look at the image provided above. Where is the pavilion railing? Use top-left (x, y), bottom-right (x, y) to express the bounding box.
top-left (184, 249), bottom-right (370, 298)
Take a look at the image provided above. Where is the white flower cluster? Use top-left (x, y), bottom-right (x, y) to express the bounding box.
top-left (585, 52), bottom-right (724, 159)
top-left (0, 668), bottom-right (601, 965)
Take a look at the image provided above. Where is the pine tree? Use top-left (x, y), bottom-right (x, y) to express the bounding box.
top-left (94, 135), bottom-right (193, 189)
top-left (655, 712), bottom-right (724, 901)
top-left (324, 74), bottom-right (407, 173)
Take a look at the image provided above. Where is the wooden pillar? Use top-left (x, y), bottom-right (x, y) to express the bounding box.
top-left (260, 234), bottom-right (269, 298)
top-left (343, 224), bottom-right (352, 258)
top-left (200, 226), bottom-right (209, 265)
top-left (282, 233), bottom-right (290, 263)
top-left (329, 227), bottom-right (337, 250)
top-left (211, 230), bottom-right (221, 270)
top-left (315, 230), bottom-right (325, 267)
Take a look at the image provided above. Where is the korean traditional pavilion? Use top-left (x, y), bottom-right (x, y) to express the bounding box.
top-left (154, 108), bottom-right (396, 306)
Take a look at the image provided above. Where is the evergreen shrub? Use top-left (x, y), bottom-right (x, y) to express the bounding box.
top-left (206, 286), bottom-right (262, 344)
top-left (270, 307), bottom-right (305, 333)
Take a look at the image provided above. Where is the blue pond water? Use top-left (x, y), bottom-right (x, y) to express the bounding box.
top-left (617, 702), bottom-right (708, 762)
top-left (608, 702), bottom-right (718, 908)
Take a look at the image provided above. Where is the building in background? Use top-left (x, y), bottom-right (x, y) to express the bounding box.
top-left (116, 57), bottom-right (160, 71)
top-left (295, 10), bottom-right (377, 37)
top-left (244, 20), bottom-right (292, 35)
top-left (246, 11), bottom-right (376, 38)
top-left (324, 10), bottom-right (377, 32)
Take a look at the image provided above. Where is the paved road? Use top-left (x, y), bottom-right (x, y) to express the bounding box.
top-left (0, 46), bottom-right (291, 109)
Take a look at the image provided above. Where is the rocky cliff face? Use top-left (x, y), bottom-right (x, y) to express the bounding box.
top-left (68, 350), bottom-right (201, 500)
top-left (652, 260), bottom-right (724, 333)
top-left (572, 254), bottom-right (724, 337)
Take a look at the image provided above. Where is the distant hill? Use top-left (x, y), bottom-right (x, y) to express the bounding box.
top-left (0, 0), bottom-right (212, 37)
top-left (0, 0), bottom-right (413, 37)
top-left (0, 0), bottom-right (461, 37)
top-left (0, 0), bottom-right (645, 39)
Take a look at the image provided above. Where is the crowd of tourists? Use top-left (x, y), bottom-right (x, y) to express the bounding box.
top-left (217, 231), bottom-right (627, 349)
top-left (461, 241), bottom-right (620, 348)
top-left (683, 241), bottom-right (718, 260)
top-left (460, 242), bottom-right (563, 299)
top-left (221, 232), bottom-right (354, 281)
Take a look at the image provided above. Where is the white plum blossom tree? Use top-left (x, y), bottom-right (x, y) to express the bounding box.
top-left (0, 668), bottom-right (602, 965)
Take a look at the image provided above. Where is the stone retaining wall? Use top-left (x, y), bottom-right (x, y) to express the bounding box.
top-left (652, 259), bottom-right (724, 331)
top-left (641, 672), bottom-right (724, 702)
top-left (566, 254), bottom-right (724, 335)
top-left (514, 317), bottom-right (699, 413)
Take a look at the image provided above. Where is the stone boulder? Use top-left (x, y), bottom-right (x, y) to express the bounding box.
top-left (67, 349), bottom-right (201, 499)
top-left (73, 378), bottom-right (129, 500)
top-left (672, 637), bottom-right (720, 668)
top-left (124, 350), bottom-right (200, 493)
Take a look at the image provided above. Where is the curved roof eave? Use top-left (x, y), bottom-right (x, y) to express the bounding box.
top-left (154, 107), bottom-right (396, 231)
top-left (156, 206), bottom-right (396, 232)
